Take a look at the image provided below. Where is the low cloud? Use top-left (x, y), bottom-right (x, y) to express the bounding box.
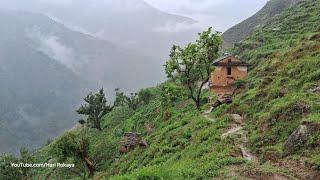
top-left (25, 27), bottom-right (76, 70)
top-left (37, 0), bottom-right (73, 6)
top-left (145, 0), bottom-right (268, 32)
top-left (47, 15), bottom-right (106, 39)
top-left (153, 21), bottom-right (206, 33)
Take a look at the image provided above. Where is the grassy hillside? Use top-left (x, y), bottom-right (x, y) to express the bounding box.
top-left (231, 0), bottom-right (320, 172)
top-left (1, 0), bottom-right (319, 179)
top-left (222, 0), bottom-right (303, 47)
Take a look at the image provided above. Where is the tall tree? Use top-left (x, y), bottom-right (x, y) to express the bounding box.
top-left (165, 27), bottom-right (222, 109)
top-left (114, 88), bottom-right (153, 110)
top-left (77, 88), bottom-right (112, 130)
top-left (51, 133), bottom-right (95, 178)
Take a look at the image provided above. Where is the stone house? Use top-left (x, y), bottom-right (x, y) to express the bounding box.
top-left (209, 55), bottom-right (248, 99)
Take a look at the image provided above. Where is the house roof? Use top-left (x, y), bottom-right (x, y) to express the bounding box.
top-left (212, 55), bottom-right (249, 66)
top-left (212, 55), bottom-right (233, 64)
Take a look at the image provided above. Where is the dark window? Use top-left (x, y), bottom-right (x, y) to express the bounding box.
top-left (227, 67), bottom-right (232, 75)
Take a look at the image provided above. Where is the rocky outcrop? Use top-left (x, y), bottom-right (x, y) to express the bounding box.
top-left (310, 86), bottom-right (320, 93)
top-left (284, 121), bottom-right (320, 154)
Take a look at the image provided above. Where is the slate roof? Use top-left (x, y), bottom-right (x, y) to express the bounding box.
top-left (212, 55), bottom-right (249, 66)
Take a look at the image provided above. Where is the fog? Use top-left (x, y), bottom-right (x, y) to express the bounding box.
top-left (0, 0), bottom-right (270, 154)
top-left (145, 0), bottom-right (269, 31)
top-left (26, 28), bottom-right (77, 70)
top-left (0, 0), bottom-right (269, 32)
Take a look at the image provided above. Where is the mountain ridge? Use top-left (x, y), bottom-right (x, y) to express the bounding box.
top-left (1, 0), bottom-right (318, 179)
top-left (222, 0), bottom-right (305, 47)
top-left (0, 8), bottom-right (163, 154)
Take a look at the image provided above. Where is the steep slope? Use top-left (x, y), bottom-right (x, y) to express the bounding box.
top-left (3, 0), bottom-right (319, 179)
top-left (0, 9), bottom-right (161, 154)
top-left (222, 0), bottom-right (303, 47)
top-left (230, 0), bottom-right (320, 175)
top-left (1, 10), bottom-right (163, 93)
top-left (0, 10), bottom-right (86, 154)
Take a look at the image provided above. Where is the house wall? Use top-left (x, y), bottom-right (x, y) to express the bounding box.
top-left (210, 56), bottom-right (248, 96)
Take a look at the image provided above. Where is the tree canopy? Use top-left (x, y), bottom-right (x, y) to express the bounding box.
top-left (165, 27), bottom-right (222, 109)
top-left (77, 88), bottom-right (113, 130)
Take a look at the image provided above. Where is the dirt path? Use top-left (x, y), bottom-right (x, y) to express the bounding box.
top-left (202, 107), bottom-right (216, 122)
top-left (221, 114), bottom-right (258, 162)
top-left (203, 108), bottom-right (315, 179)
top-left (203, 107), bottom-right (258, 162)
top-left (208, 110), bottom-right (319, 179)
top-left (221, 126), bottom-right (242, 138)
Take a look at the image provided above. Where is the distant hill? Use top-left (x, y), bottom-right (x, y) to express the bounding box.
top-left (222, 0), bottom-right (304, 47)
top-left (0, 0), bottom-right (205, 154)
top-left (0, 10), bottom-right (86, 153)
top-left (0, 0), bottom-right (201, 59)
top-left (0, 9), bottom-right (161, 154)
top-left (6, 0), bottom-right (319, 179)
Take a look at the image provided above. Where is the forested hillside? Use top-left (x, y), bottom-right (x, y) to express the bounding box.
top-left (1, 0), bottom-right (319, 179)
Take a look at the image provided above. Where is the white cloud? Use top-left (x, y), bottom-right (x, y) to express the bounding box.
top-left (25, 27), bottom-right (76, 70)
top-left (144, 0), bottom-right (269, 31)
top-left (37, 0), bottom-right (73, 6)
top-left (153, 21), bottom-right (206, 33)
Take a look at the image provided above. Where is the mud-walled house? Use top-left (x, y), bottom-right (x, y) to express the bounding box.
top-left (209, 55), bottom-right (248, 100)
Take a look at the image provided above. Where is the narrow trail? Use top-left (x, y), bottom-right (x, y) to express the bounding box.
top-left (202, 108), bottom-right (317, 179)
top-left (203, 107), bottom-right (257, 162)
top-left (221, 126), bottom-right (242, 139)
top-left (220, 113), bottom-right (258, 162)
top-left (202, 107), bottom-right (216, 122)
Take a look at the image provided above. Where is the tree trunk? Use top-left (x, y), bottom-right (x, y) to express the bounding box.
top-left (83, 157), bottom-right (95, 177)
top-left (195, 99), bottom-right (201, 110)
top-left (96, 122), bottom-right (102, 131)
top-left (94, 117), bottom-right (102, 131)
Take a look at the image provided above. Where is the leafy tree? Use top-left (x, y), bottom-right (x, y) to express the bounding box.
top-left (51, 133), bottom-right (95, 178)
top-left (114, 88), bottom-right (128, 107)
top-left (0, 154), bottom-right (22, 180)
top-left (19, 148), bottom-right (35, 177)
top-left (165, 27), bottom-right (222, 109)
top-left (114, 88), bottom-right (153, 110)
top-left (0, 148), bottom-right (34, 180)
top-left (77, 88), bottom-right (113, 131)
top-left (138, 89), bottom-right (152, 105)
top-left (159, 83), bottom-right (184, 108)
top-left (126, 93), bottom-right (140, 110)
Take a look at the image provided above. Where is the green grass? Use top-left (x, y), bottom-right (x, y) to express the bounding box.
top-left (2, 0), bottom-right (320, 179)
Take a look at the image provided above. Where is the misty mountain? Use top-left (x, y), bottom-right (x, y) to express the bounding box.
top-left (0, 0), bottom-right (203, 154)
top-left (0, 0), bottom-right (201, 59)
top-left (222, 0), bottom-right (304, 47)
top-left (0, 10), bottom-right (85, 153)
top-left (0, 9), bottom-right (161, 154)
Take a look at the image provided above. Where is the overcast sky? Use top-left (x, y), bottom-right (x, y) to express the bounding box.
top-left (0, 0), bottom-right (269, 32)
top-left (144, 0), bottom-right (269, 32)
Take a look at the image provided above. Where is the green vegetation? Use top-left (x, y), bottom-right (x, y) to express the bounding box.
top-left (222, 0), bottom-right (302, 47)
top-left (165, 27), bottom-right (222, 109)
top-left (1, 0), bottom-right (320, 179)
top-left (77, 89), bottom-right (113, 131)
top-left (114, 88), bottom-right (153, 111)
top-left (0, 148), bottom-right (34, 180)
top-left (231, 0), bottom-right (320, 168)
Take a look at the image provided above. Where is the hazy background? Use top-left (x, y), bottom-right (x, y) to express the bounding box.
top-left (0, 0), bottom-right (269, 154)
top-left (145, 0), bottom-right (268, 31)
